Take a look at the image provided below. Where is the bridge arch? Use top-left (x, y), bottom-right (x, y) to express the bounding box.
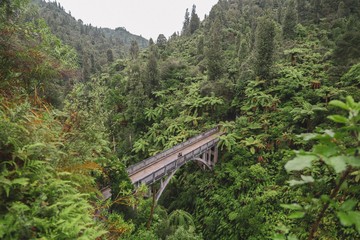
top-left (155, 156), bottom-right (213, 201)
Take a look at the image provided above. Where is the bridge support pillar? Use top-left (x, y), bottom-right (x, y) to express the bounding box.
top-left (155, 170), bottom-right (177, 202)
top-left (213, 145), bottom-right (218, 166)
top-left (208, 146), bottom-right (219, 168)
top-left (197, 146), bottom-right (219, 169)
top-left (207, 149), bottom-right (212, 167)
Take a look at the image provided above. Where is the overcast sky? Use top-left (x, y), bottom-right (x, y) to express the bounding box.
top-left (53, 0), bottom-right (218, 40)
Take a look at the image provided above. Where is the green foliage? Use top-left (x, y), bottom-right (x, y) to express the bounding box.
top-left (0, 98), bottom-right (106, 239)
top-left (33, 0), bottom-right (148, 79)
top-left (168, 209), bottom-right (196, 230)
top-left (282, 0), bottom-right (297, 40)
top-left (206, 18), bottom-right (224, 81)
top-left (280, 96), bottom-right (360, 239)
top-left (0, 4), bottom-right (79, 106)
top-left (157, 34), bottom-right (168, 48)
top-left (182, 8), bottom-right (190, 36)
top-left (0, 0), bottom-right (28, 20)
top-left (2, 0), bottom-right (360, 239)
top-left (107, 49), bottom-right (114, 63)
top-left (254, 16), bottom-right (276, 79)
top-left (167, 226), bottom-right (202, 240)
top-left (124, 228), bottom-right (159, 240)
top-left (333, 17), bottom-right (360, 68)
top-left (340, 62), bottom-right (360, 87)
top-left (130, 40), bottom-right (140, 60)
top-left (131, 81), bottom-right (223, 157)
top-left (144, 51), bottom-right (160, 97)
top-left (189, 5), bottom-right (200, 35)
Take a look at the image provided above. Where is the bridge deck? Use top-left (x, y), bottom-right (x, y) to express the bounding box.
top-left (129, 131), bottom-right (221, 184)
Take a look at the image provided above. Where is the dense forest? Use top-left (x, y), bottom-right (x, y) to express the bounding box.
top-left (32, 0), bottom-right (148, 82)
top-left (1, 0), bottom-right (360, 239)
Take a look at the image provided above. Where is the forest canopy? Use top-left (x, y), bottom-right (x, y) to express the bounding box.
top-left (1, 0), bottom-right (360, 239)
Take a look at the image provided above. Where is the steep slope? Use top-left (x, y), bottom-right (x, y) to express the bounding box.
top-left (31, 0), bottom-right (148, 80)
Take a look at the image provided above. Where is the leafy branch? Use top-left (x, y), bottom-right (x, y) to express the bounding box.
top-left (281, 96), bottom-right (360, 239)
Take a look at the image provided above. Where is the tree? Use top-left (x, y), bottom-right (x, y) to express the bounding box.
top-left (283, 0), bottom-right (297, 40)
top-left (90, 53), bottom-right (96, 73)
top-left (189, 4), bottom-right (200, 34)
top-left (107, 49), bottom-right (114, 63)
top-left (156, 34), bottom-right (167, 48)
top-left (337, 1), bottom-right (347, 18)
top-left (296, 0), bottom-right (308, 23)
top-left (333, 19), bottom-right (360, 68)
top-left (182, 8), bottom-right (190, 36)
top-left (167, 227), bottom-right (202, 240)
top-left (206, 18), bottom-right (224, 81)
top-left (82, 55), bottom-right (91, 81)
top-left (290, 98), bottom-right (327, 132)
top-left (148, 38), bottom-right (156, 53)
top-left (130, 40), bottom-right (139, 60)
top-left (149, 38), bottom-right (154, 46)
top-left (197, 35), bottom-right (204, 56)
top-left (254, 16), bottom-right (276, 79)
top-left (312, 0), bottom-right (321, 24)
top-left (0, 0), bottom-right (26, 20)
top-left (144, 51), bottom-right (159, 97)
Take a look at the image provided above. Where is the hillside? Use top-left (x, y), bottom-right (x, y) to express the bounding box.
top-left (1, 0), bottom-right (360, 239)
top-left (31, 0), bottom-right (148, 80)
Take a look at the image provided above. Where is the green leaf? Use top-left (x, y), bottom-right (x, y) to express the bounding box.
top-left (324, 129), bottom-right (335, 138)
top-left (336, 212), bottom-right (353, 226)
top-left (0, 177), bottom-right (11, 186)
top-left (337, 211), bottom-right (360, 232)
top-left (349, 211), bottom-right (360, 233)
top-left (280, 204), bottom-right (303, 210)
top-left (340, 199), bottom-right (358, 211)
top-left (285, 155), bottom-right (317, 172)
top-left (250, 147), bottom-right (256, 155)
top-left (326, 156), bottom-right (347, 173)
top-left (301, 133), bottom-right (319, 141)
top-left (327, 115), bottom-right (348, 124)
top-left (12, 178), bottom-right (29, 186)
top-left (348, 211), bottom-right (360, 225)
top-left (320, 195), bottom-right (331, 202)
top-left (288, 234), bottom-right (299, 240)
top-left (11, 202), bottom-right (30, 212)
top-left (314, 144), bottom-right (338, 157)
top-left (288, 179), bottom-right (307, 186)
top-left (288, 176), bottom-right (314, 186)
top-left (329, 100), bottom-right (349, 110)
top-left (301, 175), bottom-right (315, 183)
top-left (344, 156), bottom-right (360, 167)
top-left (228, 211), bottom-right (238, 221)
top-left (346, 96), bottom-right (356, 109)
top-left (272, 234), bottom-right (286, 240)
top-left (288, 211), bottom-right (305, 219)
top-left (276, 224), bottom-right (290, 234)
top-left (3, 186), bottom-right (10, 198)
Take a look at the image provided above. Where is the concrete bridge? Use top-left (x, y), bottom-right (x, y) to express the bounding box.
top-left (102, 127), bottom-right (222, 201)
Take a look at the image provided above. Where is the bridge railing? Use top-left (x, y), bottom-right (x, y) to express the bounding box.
top-left (127, 127), bottom-right (219, 175)
top-left (134, 137), bottom-right (219, 187)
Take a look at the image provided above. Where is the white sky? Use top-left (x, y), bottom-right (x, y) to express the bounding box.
top-left (53, 0), bottom-right (219, 40)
